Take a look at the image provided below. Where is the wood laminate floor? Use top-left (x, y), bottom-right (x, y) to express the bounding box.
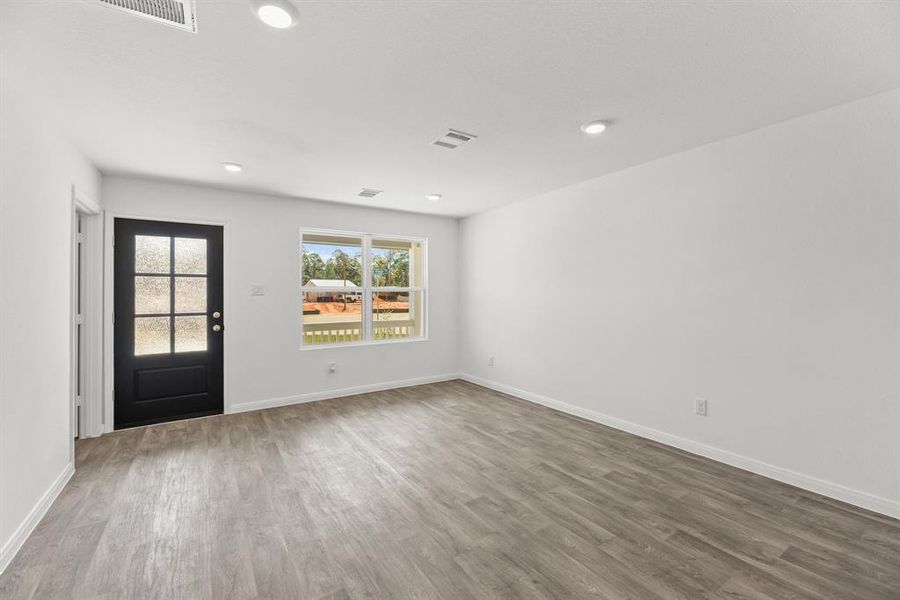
top-left (0, 380), bottom-right (897, 599)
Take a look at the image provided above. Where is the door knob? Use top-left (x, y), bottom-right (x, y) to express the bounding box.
top-left (212, 324), bottom-right (222, 332)
top-left (212, 311), bottom-right (221, 319)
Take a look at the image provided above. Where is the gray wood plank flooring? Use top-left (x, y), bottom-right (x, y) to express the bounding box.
top-left (1, 380), bottom-right (897, 599)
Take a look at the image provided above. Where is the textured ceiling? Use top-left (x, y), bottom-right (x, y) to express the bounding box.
top-left (1, 0), bottom-right (898, 216)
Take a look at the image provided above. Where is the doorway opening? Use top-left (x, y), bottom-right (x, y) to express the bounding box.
top-left (74, 213), bottom-right (84, 438)
top-left (72, 188), bottom-right (102, 443)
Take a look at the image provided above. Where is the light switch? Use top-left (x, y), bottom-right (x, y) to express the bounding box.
top-left (250, 284), bottom-right (265, 297)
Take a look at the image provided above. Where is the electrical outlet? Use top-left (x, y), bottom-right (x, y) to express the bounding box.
top-left (694, 398), bottom-right (708, 417)
top-left (328, 362), bottom-right (337, 373)
top-left (488, 355), bottom-right (495, 367)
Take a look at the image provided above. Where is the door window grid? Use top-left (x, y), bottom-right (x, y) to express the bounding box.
top-left (134, 235), bottom-right (208, 355)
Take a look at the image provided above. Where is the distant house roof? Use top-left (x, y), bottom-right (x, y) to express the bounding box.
top-left (304, 279), bottom-right (358, 288)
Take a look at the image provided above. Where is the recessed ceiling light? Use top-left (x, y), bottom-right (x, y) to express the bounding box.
top-left (425, 193), bottom-right (442, 202)
top-left (251, 0), bottom-right (298, 29)
top-left (581, 120), bottom-right (608, 135)
top-left (222, 162), bottom-right (243, 173)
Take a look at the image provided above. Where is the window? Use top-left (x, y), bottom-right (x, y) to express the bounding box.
top-left (301, 230), bottom-right (426, 347)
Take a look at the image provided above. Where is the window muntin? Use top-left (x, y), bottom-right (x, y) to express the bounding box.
top-left (133, 235), bottom-right (209, 356)
top-left (301, 230), bottom-right (426, 347)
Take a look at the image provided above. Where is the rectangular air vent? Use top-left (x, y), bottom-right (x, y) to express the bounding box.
top-left (358, 188), bottom-right (383, 198)
top-left (431, 129), bottom-right (477, 150)
top-left (97, 0), bottom-right (197, 33)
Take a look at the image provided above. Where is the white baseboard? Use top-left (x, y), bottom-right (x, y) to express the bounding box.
top-left (227, 373), bottom-right (461, 414)
top-left (459, 372), bottom-right (899, 520)
top-left (0, 461), bottom-right (75, 575)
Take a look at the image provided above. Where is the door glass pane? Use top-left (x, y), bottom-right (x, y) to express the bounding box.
top-left (372, 290), bottom-right (423, 340)
top-left (135, 317), bottom-right (171, 355)
top-left (135, 235), bottom-right (170, 274)
top-left (175, 238), bottom-right (207, 274)
top-left (371, 239), bottom-right (422, 287)
top-left (301, 233), bottom-right (363, 286)
top-left (134, 276), bottom-right (170, 315)
top-left (175, 277), bottom-right (206, 313)
top-left (175, 316), bottom-right (207, 352)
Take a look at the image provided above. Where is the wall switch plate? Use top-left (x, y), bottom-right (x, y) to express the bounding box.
top-left (694, 398), bottom-right (708, 417)
top-left (488, 355), bottom-right (495, 367)
top-left (328, 362), bottom-right (336, 373)
top-left (250, 284), bottom-right (265, 296)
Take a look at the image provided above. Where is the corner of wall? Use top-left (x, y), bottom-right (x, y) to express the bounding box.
top-left (0, 462), bottom-right (73, 575)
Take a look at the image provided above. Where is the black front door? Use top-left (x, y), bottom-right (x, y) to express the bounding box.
top-left (114, 218), bottom-right (224, 429)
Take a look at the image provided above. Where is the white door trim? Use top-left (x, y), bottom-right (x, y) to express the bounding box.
top-left (73, 185), bottom-right (100, 214)
top-left (71, 186), bottom-right (103, 448)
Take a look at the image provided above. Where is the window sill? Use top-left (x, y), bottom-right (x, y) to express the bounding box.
top-left (298, 336), bottom-right (428, 351)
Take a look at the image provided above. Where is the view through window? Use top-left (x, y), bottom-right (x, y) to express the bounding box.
top-left (301, 231), bottom-right (425, 346)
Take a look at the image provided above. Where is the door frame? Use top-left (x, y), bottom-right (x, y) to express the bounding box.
top-left (102, 211), bottom-right (231, 432)
top-left (71, 186), bottom-right (103, 447)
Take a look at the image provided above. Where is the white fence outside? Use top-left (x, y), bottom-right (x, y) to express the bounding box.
top-left (302, 319), bottom-right (417, 345)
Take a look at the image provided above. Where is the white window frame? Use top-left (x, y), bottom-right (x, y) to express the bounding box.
top-left (300, 228), bottom-right (428, 349)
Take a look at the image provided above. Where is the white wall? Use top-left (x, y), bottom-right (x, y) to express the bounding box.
top-left (459, 90), bottom-right (900, 516)
top-left (101, 177), bottom-right (459, 415)
top-left (0, 85), bottom-right (101, 565)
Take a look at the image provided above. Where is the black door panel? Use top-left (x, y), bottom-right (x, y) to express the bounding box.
top-left (114, 218), bottom-right (224, 429)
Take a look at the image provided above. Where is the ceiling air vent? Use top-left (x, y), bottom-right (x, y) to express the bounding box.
top-left (358, 188), bottom-right (383, 198)
top-left (431, 129), bottom-right (477, 150)
top-left (97, 0), bottom-right (198, 33)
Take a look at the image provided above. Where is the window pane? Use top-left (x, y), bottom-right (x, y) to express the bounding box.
top-left (135, 235), bottom-right (170, 274)
top-left (134, 276), bottom-right (170, 315)
top-left (175, 277), bottom-right (206, 313)
top-left (135, 317), bottom-right (170, 355)
top-left (302, 292), bottom-right (363, 345)
top-left (175, 316), bottom-right (207, 352)
top-left (372, 291), bottom-right (423, 340)
top-left (302, 233), bottom-right (363, 286)
top-left (371, 239), bottom-right (422, 287)
top-left (175, 237), bottom-right (207, 274)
